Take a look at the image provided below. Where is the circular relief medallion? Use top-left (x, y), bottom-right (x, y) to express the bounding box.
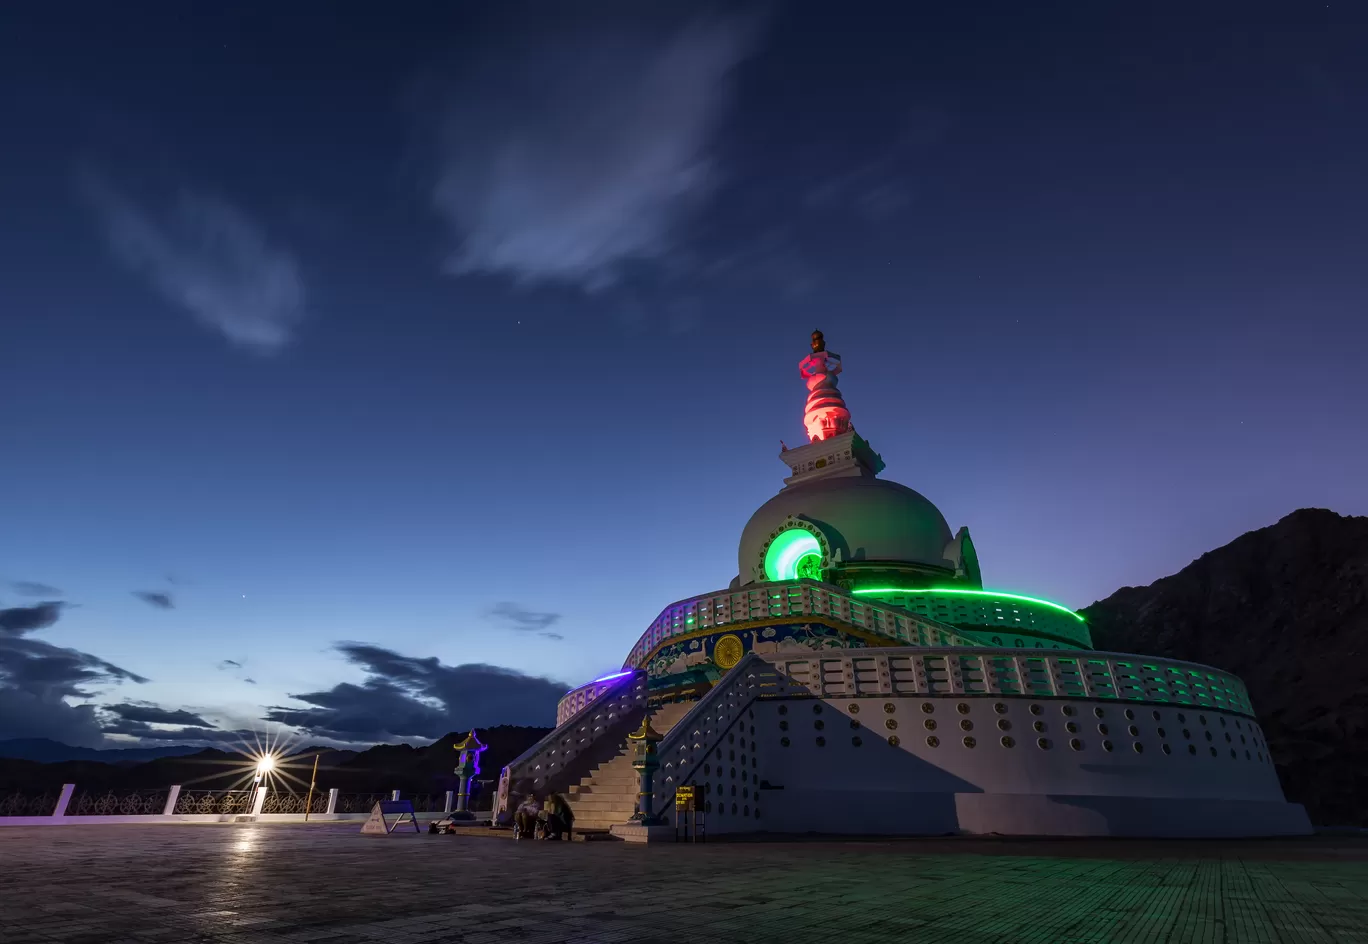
top-left (714, 634), bottom-right (745, 670)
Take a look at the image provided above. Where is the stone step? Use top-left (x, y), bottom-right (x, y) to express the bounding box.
top-left (567, 799), bottom-right (637, 815)
top-left (569, 799), bottom-right (636, 813)
top-left (574, 767), bottom-right (636, 780)
top-left (575, 772), bottom-right (638, 786)
top-left (572, 796), bottom-right (637, 809)
top-left (585, 757), bottom-right (635, 771)
top-left (574, 777), bottom-right (642, 793)
top-left (559, 701), bottom-right (701, 818)
top-left (573, 814), bottom-right (636, 828)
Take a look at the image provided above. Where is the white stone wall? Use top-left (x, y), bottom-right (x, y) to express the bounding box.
top-left (686, 695), bottom-right (1302, 837)
top-left (656, 650), bottom-right (1309, 839)
top-left (758, 696), bottom-right (1281, 803)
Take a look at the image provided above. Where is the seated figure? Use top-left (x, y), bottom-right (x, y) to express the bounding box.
top-left (513, 795), bottom-right (540, 839)
top-left (541, 793), bottom-right (574, 840)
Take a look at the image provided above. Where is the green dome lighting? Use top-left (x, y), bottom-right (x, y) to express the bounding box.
top-left (851, 586), bottom-right (1086, 623)
top-left (764, 527), bottom-right (823, 581)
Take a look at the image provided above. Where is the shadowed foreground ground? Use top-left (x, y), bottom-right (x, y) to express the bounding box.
top-left (1, 824), bottom-right (1366, 943)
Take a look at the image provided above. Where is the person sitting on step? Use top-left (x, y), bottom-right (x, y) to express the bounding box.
top-left (540, 793), bottom-right (574, 840)
top-left (513, 794), bottom-right (540, 839)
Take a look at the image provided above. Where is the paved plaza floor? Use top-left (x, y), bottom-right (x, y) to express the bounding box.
top-left (2, 824), bottom-right (1367, 944)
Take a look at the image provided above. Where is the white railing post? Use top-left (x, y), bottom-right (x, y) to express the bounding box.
top-left (163, 785), bottom-right (182, 816)
top-left (325, 788), bottom-right (339, 814)
top-left (251, 785), bottom-right (267, 816)
top-left (390, 789), bottom-right (401, 802)
top-left (444, 790), bottom-right (455, 813)
top-left (52, 784), bottom-right (76, 817)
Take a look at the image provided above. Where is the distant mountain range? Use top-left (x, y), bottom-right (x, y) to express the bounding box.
top-left (0, 738), bottom-right (204, 764)
top-left (0, 726), bottom-right (552, 804)
top-left (0, 738), bottom-right (367, 766)
top-left (1082, 507), bottom-right (1368, 828)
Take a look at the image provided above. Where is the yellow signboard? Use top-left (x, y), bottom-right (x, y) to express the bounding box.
top-left (675, 785), bottom-right (696, 810)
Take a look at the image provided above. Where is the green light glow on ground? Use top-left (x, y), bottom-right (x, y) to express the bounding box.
top-left (764, 528), bottom-right (822, 581)
top-left (850, 586), bottom-right (1085, 622)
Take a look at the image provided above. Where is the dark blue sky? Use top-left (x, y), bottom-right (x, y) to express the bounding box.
top-left (3, 1), bottom-right (1366, 749)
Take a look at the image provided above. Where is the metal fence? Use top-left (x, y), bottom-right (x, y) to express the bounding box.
top-left (0, 786), bottom-right (447, 818)
top-left (332, 792), bottom-right (390, 814)
top-left (174, 790), bottom-right (255, 815)
top-left (260, 791), bottom-right (329, 815)
top-left (0, 791), bottom-right (59, 817)
top-left (67, 789), bottom-right (170, 816)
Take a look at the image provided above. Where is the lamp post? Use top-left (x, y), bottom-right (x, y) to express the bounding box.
top-left (304, 754), bottom-right (320, 822)
top-left (251, 754), bottom-right (274, 817)
top-left (451, 731), bottom-right (487, 821)
top-left (628, 715), bottom-right (665, 825)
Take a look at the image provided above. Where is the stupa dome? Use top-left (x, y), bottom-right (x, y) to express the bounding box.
top-left (738, 475), bottom-right (955, 583)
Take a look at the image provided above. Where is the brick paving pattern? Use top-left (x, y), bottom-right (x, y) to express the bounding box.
top-left (1, 825), bottom-right (1366, 943)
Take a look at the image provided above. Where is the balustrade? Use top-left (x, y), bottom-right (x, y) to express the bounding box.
top-left (66, 789), bottom-right (170, 816)
top-left (0, 791), bottom-right (59, 817)
top-left (0, 786), bottom-right (421, 819)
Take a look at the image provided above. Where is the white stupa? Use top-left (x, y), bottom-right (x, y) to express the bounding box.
top-left (495, 332), bottom-right (1310, 840)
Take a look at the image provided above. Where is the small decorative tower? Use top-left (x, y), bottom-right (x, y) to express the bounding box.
top-left (451, 730), bottom-right (487, 820)
top-left (627, 715), bottom-right (665, 825)
top-left (799, 330), bottom-right (851, 442)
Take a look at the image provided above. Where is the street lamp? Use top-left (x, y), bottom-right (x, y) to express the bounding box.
top-left (251, 754), bottom-right (276, 817)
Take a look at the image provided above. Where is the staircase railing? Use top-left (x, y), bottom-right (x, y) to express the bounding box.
top-left (493, 670), bottom-right (648, 823)
top-left (646, 653), bottom-right (802, 818)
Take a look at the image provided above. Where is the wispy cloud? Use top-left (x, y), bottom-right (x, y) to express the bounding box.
top-left (79, 171), bottom-right (307, 353)
top-left (7, 580), bottom-right (63, 597)
top-left (802, 108), bottom-right (948, 223)
top-left (424, 9), bottom-right (761, 292)
top-left (133, 591), bottom-right (174, 610)
top-left (102, 702), bottom-right (215, 728)
top-left (488, 602), bottom-right (563, 640)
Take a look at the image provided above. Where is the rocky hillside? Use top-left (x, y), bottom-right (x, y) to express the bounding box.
top-left (1081, 508), bottom-right (1368, 827)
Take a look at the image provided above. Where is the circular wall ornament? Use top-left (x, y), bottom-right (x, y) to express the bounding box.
top-left (759, 517), bottom-right (830, 582)
top-left (714, 634), bottom-right (745, 670)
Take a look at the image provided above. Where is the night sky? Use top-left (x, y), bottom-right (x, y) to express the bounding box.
top-left (3, 2), bottom-right (1366, 749)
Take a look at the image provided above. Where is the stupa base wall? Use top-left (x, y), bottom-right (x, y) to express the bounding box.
top-left (755, 790), bottom-right (1311, 838)
top-left (642, 651), bottom-right (1310, 841)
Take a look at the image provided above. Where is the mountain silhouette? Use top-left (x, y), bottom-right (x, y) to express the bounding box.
top-left (0, 726), bottom-right (552, 807)
top-left (1082, 507), bottom-right (1368, 827)
top-left (0, 738), bottom-right (202, 765)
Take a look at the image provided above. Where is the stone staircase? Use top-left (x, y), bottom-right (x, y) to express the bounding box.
top-left (566, 701), bottom-right (694, 832)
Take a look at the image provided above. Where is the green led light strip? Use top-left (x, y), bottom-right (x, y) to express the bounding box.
top-left (850, 586), bottom-right (1086, 623)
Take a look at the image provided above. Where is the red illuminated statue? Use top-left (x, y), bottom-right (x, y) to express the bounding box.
top-left (798, 330), bottom-right (851, 442)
